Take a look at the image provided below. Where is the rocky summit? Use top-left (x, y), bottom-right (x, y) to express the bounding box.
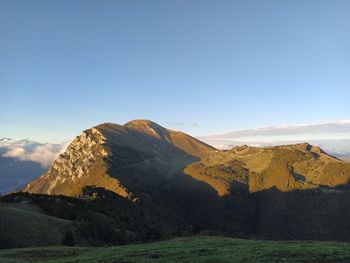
top-left (2, 120), bottom-right (350, 248)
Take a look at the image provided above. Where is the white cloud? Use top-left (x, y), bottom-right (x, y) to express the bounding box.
top-left (2, 147), bottom-right (26, 158)
top-left (202, 119), bottom-right (350, 140)
top-left (199, 120), bottom-right (350, 158)
top-left (1, 141), bottom-right (70, 167)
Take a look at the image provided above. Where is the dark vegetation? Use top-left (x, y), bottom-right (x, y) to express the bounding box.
top-left (0, 187), bottom-right (188, 248)
top-left (1, 181), bottom-right (350, 249)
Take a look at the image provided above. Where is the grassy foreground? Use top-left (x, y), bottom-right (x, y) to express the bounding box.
top-left (1, 236), bottom-right (350, 263)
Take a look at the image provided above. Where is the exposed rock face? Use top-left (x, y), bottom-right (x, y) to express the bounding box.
top-left (24, 127), bottom-right (130, 197)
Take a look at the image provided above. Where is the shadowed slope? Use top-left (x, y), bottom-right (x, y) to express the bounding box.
top-left (123, 120), bottom-right (216, 158)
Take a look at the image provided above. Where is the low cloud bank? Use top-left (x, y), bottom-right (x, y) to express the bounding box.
top-left (205, 120), bottom-right (350, 139)
top-left (2, 142), bottom-right (70, 167)
top-left (199, 120), bottom-right (350, 161)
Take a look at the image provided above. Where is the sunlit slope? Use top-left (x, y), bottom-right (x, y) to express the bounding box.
top-left (185, 143), bottom-right (350, 196)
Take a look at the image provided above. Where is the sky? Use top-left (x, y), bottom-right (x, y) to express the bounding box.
top-left (1, 0), bottom-right (349, 143)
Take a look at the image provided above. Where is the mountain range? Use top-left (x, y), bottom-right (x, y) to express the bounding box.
top-left (1, 120), bottom-right (350, 248)
top-left (1, 120), bottom-right (349, 194)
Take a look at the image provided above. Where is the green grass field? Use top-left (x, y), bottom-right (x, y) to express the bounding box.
top-left (1, 236), bottom-right (350, 263)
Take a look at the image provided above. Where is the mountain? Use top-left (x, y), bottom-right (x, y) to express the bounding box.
top-left (0, 157), bottom-right (46, 195)
top-left (2, 120), bottom-right (350, 248)
top-left (24, 120), bottom-right (216, 197)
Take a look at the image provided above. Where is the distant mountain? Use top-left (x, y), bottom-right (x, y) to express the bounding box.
top-left (0, 157), bottom-right (46, 195)
top-left (2, 120), bottom-right (350, 248)
top-left (199, 120), bottom-right (350, 161)
top-left (0, 138), bottom-right (68, 194)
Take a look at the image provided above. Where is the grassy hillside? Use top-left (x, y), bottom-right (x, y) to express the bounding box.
top-left (1, 236), bottom-right (350, 263)
top-left (0, 203), bottom-right (73, 248)
top-left (185, 143), bottom-right (350, 195)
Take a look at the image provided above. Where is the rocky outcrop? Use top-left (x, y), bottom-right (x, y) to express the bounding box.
top-left (24, 127), bottom-right (130, 198)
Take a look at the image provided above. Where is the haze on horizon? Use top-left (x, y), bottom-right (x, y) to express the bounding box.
top-left (1, 0), bottom-right (349, 143)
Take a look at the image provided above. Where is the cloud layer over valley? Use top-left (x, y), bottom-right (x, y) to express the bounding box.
top-left (0, 139), bottom-right (69, 167)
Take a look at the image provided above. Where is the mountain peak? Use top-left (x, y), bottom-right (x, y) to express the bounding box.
top-left (280, 142), bottom-right (325, 154)
top-left (124, 119), bottom-right (160, 127)
top-left (123, 119), bottom-right (166, 132)
top-left (124, 119), bottom-right (169, 140)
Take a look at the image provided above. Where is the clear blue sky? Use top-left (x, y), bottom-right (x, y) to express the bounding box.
top-left (1, 0), bottom-right (349, 143)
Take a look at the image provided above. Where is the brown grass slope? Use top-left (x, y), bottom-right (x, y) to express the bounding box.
top-left (184, 143), bottom-right (350, 196)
